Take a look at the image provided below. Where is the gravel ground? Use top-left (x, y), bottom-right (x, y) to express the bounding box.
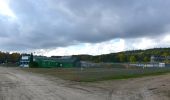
top-left (0, 67), bottom-right (169, 100)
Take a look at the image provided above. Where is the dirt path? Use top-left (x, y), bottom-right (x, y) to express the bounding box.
top-left (0, 67), bottom-right (169, 100)
top-left (0, 67), bottom-right (106, 100)
top-left (86, 73), bottom-right (170, 100)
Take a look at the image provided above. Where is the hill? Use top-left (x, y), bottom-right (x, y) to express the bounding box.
top-left (73, 48), bottom-right (170, 63)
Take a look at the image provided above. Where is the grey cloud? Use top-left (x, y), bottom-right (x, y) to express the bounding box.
top-left (0, 0), bottom-right (170, 50)
top-left (0, 15), bottom-right (19, 37)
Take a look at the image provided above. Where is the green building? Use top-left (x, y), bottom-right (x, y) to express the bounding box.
top-left (34, 56), bottom-right (80, 68)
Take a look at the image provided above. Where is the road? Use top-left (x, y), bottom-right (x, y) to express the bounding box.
top-left (0, 67), bottom-right (169, 100)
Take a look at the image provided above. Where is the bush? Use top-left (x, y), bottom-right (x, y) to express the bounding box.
top-left (29, 61), bottom-right (39, 68)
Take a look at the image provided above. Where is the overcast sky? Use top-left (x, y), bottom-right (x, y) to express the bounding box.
top-left (0, 0), bottom-right (170, 56)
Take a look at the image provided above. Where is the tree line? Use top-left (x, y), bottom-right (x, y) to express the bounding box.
top-left (0, 52), bottom-right (21, 64)
top-left (73, 48), bottom-right (170, 63)
top-left (0, 48), bottom-right (170, 64)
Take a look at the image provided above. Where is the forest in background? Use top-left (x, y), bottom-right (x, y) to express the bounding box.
top-left (74, 48), bottom-right (170, 63)
top-left (0, 48), bottom-right (170, 64)
top-left (0, 52), bottom-right (20, 64)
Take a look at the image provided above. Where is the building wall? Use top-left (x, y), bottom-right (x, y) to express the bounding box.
top-left (35, 59), bottom-right (76, 68)
top-left (20, 55), bottom-right (30, 68)
top-left (130, 63), bottom-right (166, 68)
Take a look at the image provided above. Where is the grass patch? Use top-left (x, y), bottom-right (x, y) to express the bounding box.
top-left (21, 67), bottom-right (170, 82)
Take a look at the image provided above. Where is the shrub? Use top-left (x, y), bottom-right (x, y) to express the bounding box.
top-left (29, 61), bottom-right (39, 68)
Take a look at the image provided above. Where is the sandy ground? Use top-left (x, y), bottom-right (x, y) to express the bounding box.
top-left (0, 67), bottom-right (169, 100)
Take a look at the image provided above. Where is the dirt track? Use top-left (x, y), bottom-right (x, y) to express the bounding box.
top-left (0, 67), bottom-right (169, 100)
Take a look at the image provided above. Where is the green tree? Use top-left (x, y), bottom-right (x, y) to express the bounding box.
top-left (130, 56), bottom-right (136, 63)
top-left (29, 53), bottom-right (39, 68)
top-left (30, 53), bottom-right (33, 63)
top-left (118, 53), bottom-right (126, 62)
top-left (162, 52), bottom-right (169, 57)
top-left (0, 52), bottom-right (6, 63)
top-left (143, 56), bottom-right (150, 62)
top-left (29, 53), bottom-right (34, 67)
top-left (10, 53), bottom-right (20, 63)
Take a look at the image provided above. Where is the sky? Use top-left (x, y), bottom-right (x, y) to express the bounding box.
top-left (0, 0), bottom-right (170, 56)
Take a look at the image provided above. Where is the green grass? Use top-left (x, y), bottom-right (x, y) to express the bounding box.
top-left (21, 67), bottom-right (170, 82)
